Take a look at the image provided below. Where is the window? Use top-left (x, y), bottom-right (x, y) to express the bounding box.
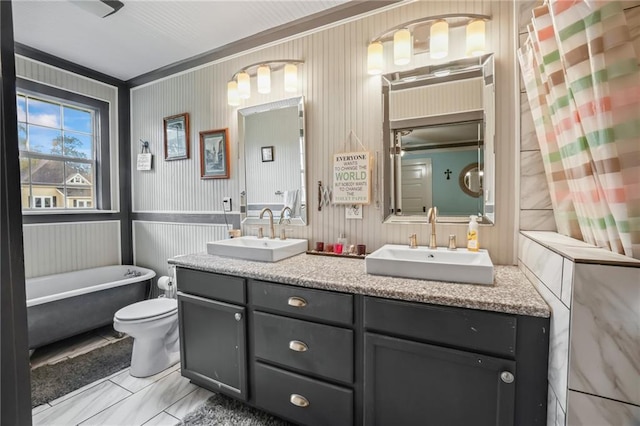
top-left (33, 196), bottom-right (54, 208)
top-left (17, 79), bottom-right (110, 211)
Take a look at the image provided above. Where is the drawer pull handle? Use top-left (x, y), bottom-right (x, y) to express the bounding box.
top-left (290, 393), bottom-right (310, 408)
top-left (500, 371), bottom-right (515, 384)
top-left (289, 340), bottom-right (308, 352)
top-left (287, 296), bottom-right (307, 308)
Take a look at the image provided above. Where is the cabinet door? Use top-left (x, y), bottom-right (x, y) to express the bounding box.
top-left (365, 333), bottom-right (516, 426)
top-left (178, 292), bottom-right (247, 400)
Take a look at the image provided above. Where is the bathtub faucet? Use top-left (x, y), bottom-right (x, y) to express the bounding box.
top-left (125, 269), bottom-right (142, 278)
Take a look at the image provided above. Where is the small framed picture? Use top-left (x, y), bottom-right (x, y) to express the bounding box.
top-left (200, 128), bottom-right (230, 179)
top-left (163, 113), bottom-right (190, 160)
top-left (261, 146), bottom-right (274, 162)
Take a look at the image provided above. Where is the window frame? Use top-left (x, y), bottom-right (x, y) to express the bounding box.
top-left (17, 78), bottom-right (111, 212)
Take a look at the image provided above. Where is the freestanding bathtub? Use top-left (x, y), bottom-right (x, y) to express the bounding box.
top-left (26, 265), bottom-right (155, 350)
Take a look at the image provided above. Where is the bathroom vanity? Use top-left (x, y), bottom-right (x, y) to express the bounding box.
top-left (172, 253), bottom-right (550, 426)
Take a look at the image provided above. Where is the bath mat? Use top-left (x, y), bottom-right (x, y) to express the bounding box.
top-left (30, 337), bottom-right (132, 408)
top-left (181, 393), bottom-right (293, 426)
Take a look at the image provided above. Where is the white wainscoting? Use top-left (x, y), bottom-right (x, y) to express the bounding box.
top-left (23, 221), bottom-right (121, 278)
top-left (132, 221), bottom-right (228, 280)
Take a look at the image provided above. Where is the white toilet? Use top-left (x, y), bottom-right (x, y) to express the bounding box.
top-left (113, 297), bottom-right (180, 378)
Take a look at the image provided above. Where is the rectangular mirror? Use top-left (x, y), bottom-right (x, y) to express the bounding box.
top-left (239, 96), bottom-right (307, 226)
top-left (382, 54), bottom-right (495, 224)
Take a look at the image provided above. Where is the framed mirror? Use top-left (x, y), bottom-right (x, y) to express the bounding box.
top-left (239, 96), bottom-right (307, 225)
top-left (382, 54), bottom-right (495, 224)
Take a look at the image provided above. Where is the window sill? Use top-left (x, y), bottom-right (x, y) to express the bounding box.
top-left (22, 209), bottom-right (119, 215)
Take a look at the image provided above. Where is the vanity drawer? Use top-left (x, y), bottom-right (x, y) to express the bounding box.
top-left (254, 362), bottom-right (353, 426)
top-left (249, 280), bottom-right (353, 325)
top-left (176, 268), bottom-right (245, 304)
top-left (253, 312), bottom-right (353, 384)
top-left (364, 296), bottom-right (517, 358)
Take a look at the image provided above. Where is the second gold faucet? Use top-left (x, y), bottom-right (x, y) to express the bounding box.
top-left (427, 206), bottom-right (438, 249)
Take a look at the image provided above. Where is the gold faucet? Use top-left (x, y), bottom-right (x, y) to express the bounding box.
top-left (427, 206), bottom-right (438, 249)
top-left (279, 206), bottom-right (292, 225)
top-left (259, 207), bottom-right (275, 239)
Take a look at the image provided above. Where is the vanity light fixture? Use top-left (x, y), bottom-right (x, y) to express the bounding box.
top-left (257, 65), bottom-right (271, 94)
top-left (393, 28), bottom-right (412, 65)
top-left (227, 80), bottom-right (240, 106)
top-left (227, 60), bottom-right (304, 106)
top-left (283, 63), bottom-right (298, 93)
top-left (366, 13), bottom-right (491, 75)
top-left (430, 19), bottom-right (449, 59)
top-left (237, 71), bottom-right (251, 99)
top-left (466, 19), bottom-right (486, 57)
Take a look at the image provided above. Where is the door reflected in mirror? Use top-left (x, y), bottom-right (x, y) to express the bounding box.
top-left (239, 97), bottom-right (307, 226)
top-left (382, 54), bottom-right (494, 224)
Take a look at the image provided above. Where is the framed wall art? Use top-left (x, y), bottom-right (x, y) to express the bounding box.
top-left (164, 113), bottom-right (190, 160)
top-left (261, 146), bottom-right (274, 162)
top-left (200, 128), bottom-right (230, 179)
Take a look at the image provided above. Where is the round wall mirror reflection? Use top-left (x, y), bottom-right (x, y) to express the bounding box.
top-left (459, 163), bottom-right (482, 198)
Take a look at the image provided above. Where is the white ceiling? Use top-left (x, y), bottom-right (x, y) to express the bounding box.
top-left (12, 0), bottom-right (350, 81)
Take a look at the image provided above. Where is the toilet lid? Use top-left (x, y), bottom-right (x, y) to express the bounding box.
top-left (115, 298), bottom-right (177, 321)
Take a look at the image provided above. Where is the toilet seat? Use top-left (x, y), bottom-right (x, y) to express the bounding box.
top-left (115, 298), bottom-right (177, 322)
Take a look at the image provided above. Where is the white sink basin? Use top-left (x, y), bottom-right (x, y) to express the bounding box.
top-left (206, 236), bottom-right (307, 262)
top-left (365, 244), bottom-right (494, 285)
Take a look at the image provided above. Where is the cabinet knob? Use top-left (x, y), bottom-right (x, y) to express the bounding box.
top-left (290, 393), bottom-right (310, 408)
top-left (234, 313), bottom-right (242, 321)
top-left (500, 371), bottom-right (515, 383)
top-left (288, 340), bottom-right (309, 352)
top-left (287, 296), bottom-right (307, 308)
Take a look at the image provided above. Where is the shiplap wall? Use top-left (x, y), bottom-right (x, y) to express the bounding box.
top-left (131, 0), bottom-right (518, 265)
top-left (16, 56), bottom-right (123, 278)
top-left (23, 221), bottom-right (121, 278)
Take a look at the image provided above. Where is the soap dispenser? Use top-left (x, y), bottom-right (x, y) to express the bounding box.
top-left (467, 216), bottom-right (479, 252)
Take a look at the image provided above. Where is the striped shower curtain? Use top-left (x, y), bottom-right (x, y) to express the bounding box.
top-left (518, 0), bottom-right (640, 259)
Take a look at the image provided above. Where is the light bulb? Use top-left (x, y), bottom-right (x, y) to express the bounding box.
top-left (237, 71), bottom-right (251, 99)
top-left (393, 28), bottom-right (411, 66)
top-left (227, 80), bottom-right (240, 106)
top-left (257, 65), bottom-right (271, 94)
top-left (430, 20), bottom-right (448, 59)
top-left (466, 19), bottom-right (486, 57)
top-left (367, 41), bottom-right (384, 75)
top-left (284, 63), bottom-right (298, 92)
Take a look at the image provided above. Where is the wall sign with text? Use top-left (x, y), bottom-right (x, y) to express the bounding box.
top-left (332, 151), bottom-right (372, 204)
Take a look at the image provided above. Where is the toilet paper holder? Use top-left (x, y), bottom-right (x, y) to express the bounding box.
top-left (157, 275), bottom-right (176, 299)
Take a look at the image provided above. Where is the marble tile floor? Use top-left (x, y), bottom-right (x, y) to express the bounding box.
top-left (31, 326), bottom-right (214, 425)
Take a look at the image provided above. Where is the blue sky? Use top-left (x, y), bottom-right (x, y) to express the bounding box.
top-left (17, 95), bottom-right (93, 158)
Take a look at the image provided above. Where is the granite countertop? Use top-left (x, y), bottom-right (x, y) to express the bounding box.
top-left (170, 253), bottom-right (551, 318)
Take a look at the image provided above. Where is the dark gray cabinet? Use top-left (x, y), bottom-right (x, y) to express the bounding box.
top-left (364, 332), bottom-right (516, 426)
top-left (177, 269), bottom-right (248, 401)
top-left (176, 267), bottom-right (549, 426)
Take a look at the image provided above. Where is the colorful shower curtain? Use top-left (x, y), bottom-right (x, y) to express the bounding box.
top-left (518, 0), bottom-right (640, 259)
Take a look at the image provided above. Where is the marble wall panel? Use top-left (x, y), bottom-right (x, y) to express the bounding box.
top-left (570, 264), bottom-right (640, 406)
top-left (520, 151), bottom-right (553, 210)
top-left (520, 210), bottom-right (557, 232)
top-left (561, 259), bottom-right (573, 308)
top-left (567, 391), bottom-right (640, 425)
top-left (520, 92), bottom-right (539, 151)
top-left (522, 264), bottom-right (570, 411)
top-left (519, 235), bottom-right (563, 297)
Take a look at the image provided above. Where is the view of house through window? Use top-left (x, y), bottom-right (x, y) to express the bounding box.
top-left (18, 92), bottom-right (96, 210)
